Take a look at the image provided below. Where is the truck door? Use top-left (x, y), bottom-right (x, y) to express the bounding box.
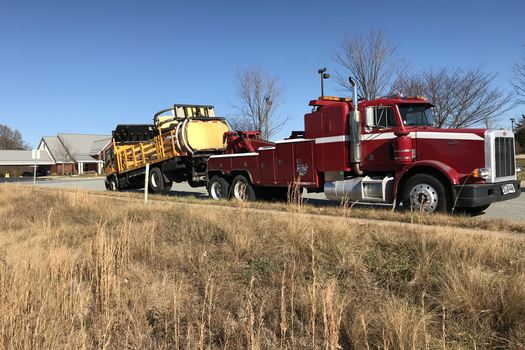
top-left (361, 106), bottom-right (399, 171)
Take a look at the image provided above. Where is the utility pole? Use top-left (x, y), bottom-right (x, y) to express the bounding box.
top-left (511, 118), bottom-right (515, 132)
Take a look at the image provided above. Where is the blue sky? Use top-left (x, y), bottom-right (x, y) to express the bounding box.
top-left (1, 0), bottom-right (524, 147)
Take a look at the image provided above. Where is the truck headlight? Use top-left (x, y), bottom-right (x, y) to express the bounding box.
top-left (472, 168), bottom-right (490, 179)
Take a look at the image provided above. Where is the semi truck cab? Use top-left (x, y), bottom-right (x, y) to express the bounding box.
top-left (354, 96), bottom-right (520, 211)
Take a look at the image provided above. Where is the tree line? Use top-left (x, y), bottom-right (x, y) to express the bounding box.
top-left (0, 125), bottom-right (28, 150)
top-left (231, 30), bottom-right (525, 145)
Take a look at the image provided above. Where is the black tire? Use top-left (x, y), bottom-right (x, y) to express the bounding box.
top-left (107, 176), bottom-right (119, 191)
top-left (402, 174), bottom-right (450, 213)
top-left (208, 175), bottom-right (230, 200)
top-left (149, 167), bottom-right (167, 193)
top-left (230, 175), bottom-right (256, 201)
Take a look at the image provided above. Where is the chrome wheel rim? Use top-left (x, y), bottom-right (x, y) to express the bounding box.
top-left (151, 172), bottom-right (158, 188)
top-left (210, 181), bottom-right (224, 200)
top-left (409, 183), bottom-right (438, 213)
top-left (233, 180), bottom-right (247, 201)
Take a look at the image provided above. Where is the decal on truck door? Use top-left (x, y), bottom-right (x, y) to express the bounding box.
top-left (296, 159), bottom-right (309, 176)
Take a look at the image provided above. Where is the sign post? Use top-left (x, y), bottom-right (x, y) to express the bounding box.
top-left (31, 149), bottom-right (40, 186)
top-left (144, 163), bottom-right (150, 203)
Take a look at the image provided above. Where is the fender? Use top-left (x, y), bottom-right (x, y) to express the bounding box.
top-left (231, 169), bottom-right (255, 184)
top-left (393, 160), bottom-right (461, 199)
top-left (208, 169), bottom-right (255, 184)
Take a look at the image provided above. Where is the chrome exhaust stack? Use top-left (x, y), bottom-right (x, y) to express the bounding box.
top-left (348, 77), bottom-right (362, 174)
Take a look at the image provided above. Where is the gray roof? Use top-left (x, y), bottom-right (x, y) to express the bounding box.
top-left (40, 136), bottom-right (72, 163)
top-left (40, 133), bottom-right (110, 164)
top-left (0, 150), bottom-right (54, 166)
top-left (90, 138), bottom-right (112, 155)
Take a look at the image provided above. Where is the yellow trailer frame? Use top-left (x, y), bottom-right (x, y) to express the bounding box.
top-left (105, 117), bottom-right (230, 178)
top-left (109, 128), bottom-right (184, 175)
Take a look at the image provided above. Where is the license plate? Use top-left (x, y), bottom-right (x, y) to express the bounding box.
top-left (501, 184), bottom-right (515, 195)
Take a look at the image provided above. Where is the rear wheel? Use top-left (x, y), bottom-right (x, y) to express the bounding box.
top-left (402, 174), bottom-right (450, 213)
top-left (107, 176), bottom-right (119, 191)
top-left (230, 175), bottom-right (256, 201)
top-left (208, 175), bottom-right (230, 200)
top-left (149, 167), bottom-right (169, 193)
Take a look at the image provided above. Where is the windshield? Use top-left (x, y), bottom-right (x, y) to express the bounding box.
top-left (398, 104), bottom-right (434, 127)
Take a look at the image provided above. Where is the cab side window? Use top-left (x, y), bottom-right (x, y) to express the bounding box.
top-left (374, 107), bottom-right (396, 128)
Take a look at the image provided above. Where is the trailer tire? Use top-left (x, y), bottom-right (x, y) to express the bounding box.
top-left (208, 175), bottom-right (230, 200)
top-left (107, 176), bottom-right (119, 191)
top-left (401, 174), bottom-right (450, 213)
top-left (149, 167), bottom-right (167, 193)
top-left (230, 175), bottom-right (256, 201)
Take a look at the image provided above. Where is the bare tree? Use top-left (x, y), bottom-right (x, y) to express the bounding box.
top-left (54, 138), bottom-right (75, 175)
top-left (394, 67), bottom-right (514, 128)
top-left (0, 124), bottom-right (29, 150)
top-left (333, 29), bottom-right (407, 100)
top-left (514, 114), bottom-right (525, 153)
top-left (230, 66), bottom-right (286, 140)
top-left (512, 46), bottom-right (525, 104)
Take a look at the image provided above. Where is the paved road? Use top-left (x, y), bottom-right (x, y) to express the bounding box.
top-left (3, 177), bottom-right (524, 222)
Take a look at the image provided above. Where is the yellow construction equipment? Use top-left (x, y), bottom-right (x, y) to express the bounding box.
top-left (104, 104), bottom-right (230, 192)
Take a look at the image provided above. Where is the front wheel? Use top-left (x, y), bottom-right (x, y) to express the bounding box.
top-left (402, 174), bottom-right (450, 213)
top-left (208, 175), bottom-right (230, 200)
top-left (230, 175), bottom-right (256, 201)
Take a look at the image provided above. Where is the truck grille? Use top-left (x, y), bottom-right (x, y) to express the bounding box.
top-left (494, 137), bottom-right (515, 178)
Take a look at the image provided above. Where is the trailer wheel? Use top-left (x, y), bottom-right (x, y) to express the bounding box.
top-left (149, 167), bottom-right (167, 193)
top-left (230, 175), bottom-right (256, 201)
top-left (402, 174), bottom-right (450, 213)
top-left (208, 175), bottom-right (230, 200)
top-left (107, 176), bottom-right (119, 191)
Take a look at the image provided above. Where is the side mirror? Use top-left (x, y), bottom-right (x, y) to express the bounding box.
top-left (365, 107), bottom-right (375, 128)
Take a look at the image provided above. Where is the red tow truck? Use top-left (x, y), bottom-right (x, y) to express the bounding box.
top-left (207, 77), bottom-right (521, 214)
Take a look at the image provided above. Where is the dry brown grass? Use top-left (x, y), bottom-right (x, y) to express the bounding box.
top-left (0, 184), bottom-right (524, 349)
top-left (99, 186), bottom-right (525, 235)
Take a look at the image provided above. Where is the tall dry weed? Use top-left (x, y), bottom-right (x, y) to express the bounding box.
top-left (0, 186), bottom-right (524, 349)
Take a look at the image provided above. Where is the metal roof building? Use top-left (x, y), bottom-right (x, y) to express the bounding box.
top-left (38, 133), bottom-right (111, 174)
top-left (0, 133), bottom-right (111, 176)
top-left (0, 149), bottom-right (54, 166)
